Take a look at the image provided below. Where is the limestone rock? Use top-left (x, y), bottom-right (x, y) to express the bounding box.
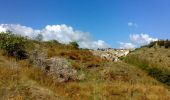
top-left (29, 49), bottom-right (78, 82)
top-left (90, 48), bottom-right (130, 62)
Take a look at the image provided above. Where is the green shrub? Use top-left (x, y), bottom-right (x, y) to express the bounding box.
top-left (148, 67), bottom-right (170, 86)
top-left (0, 32), bottom-right (28, 59)
top-left (118, 56), bottom-right (125, 60)
top-left (69, 41), bottom-right (79, 49)
top-left (46, 40), bottom-right (60, 46)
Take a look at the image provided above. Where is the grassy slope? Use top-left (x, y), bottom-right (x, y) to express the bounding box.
top-left (0, 42), bottom-right (170, 100)
top-left (124, 47), bottom-right (170, 88)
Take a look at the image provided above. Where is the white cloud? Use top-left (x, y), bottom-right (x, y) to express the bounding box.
top-left (119, 33), bottom-right (158, 49)
top-left (128, 22), bottom-right (138, 27)
top-left (0, 24), bottom-right (40, 38)
top-left (130, 33), bottom-right (158, 45)
top-left (0, 25), bottom-right (7, 32)
top-left (0, 24), bottom-right (110, 49)
top-left (119, 42), bottom-right (136, 49)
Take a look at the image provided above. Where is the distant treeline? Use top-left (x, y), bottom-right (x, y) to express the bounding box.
top-left (145, 40), bottom-right (170, 48)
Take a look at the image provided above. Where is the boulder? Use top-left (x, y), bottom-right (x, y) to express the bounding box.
top-left (46, 57), bottom-right (78, 82)
top-left (30, 49), bottom-right (78, 82)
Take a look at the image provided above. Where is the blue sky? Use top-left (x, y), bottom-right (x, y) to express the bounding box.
top-left (0, 0), bottom-right (170, 48)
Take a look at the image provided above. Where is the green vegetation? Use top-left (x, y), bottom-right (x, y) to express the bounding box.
top-left (0, 32), bottom-right (28, 59)
top-left (148, 67), bottom-right (170, 86)
top-left (69, 41), bottom-right (79, 49)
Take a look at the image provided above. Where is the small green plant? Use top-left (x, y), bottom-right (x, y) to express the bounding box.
top-left (0, 32), bottom-right (28, 59)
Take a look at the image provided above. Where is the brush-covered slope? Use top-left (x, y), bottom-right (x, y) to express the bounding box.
top-left (124, 41), bottom-right (170, 88)
top-left (0, 32), bottom-right (170, 100)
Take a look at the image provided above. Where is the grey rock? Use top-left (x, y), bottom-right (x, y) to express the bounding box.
top-left (29, 49), bottom-right (78, 82)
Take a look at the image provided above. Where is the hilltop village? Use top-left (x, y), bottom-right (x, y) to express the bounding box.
top-left (90, 48), bottom-right (131, 62)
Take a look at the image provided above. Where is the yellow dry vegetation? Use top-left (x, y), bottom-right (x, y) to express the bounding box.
top-left (0, 42), bottom-right (170, 100)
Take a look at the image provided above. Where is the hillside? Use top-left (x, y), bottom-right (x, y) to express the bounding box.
top-left (124, 42), bottom-right (170, 88)
top-left (0, 32), bottom-right (170, 100)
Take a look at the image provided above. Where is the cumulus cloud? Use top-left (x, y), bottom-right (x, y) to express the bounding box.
top-left (119, 42), bottom-right (136, 49)
top-left (130, 33), bottom-right (158, 45)
top-left (0, 24), bottom-right (110, 49)
top-left (0, 25), bottom-right (6, 32)
top-left (119, 33), bottom-right (158, 49)
top-left (0, 24), bottom-right (40, 38)
top-left (128, 22), bottom-right (138, 27)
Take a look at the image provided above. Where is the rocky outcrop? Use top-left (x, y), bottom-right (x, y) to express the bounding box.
top-left (45, 57), bottom-right (77, 82)
top-left (30, 49), bottom-right (78, 82)
top-left (90, 48), bottom-right (130, 62)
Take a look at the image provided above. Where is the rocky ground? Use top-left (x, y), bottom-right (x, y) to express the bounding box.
top-left (90, 48), bottom-right (130, 62)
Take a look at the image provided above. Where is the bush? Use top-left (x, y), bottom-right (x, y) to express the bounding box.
top-left (50, 40), bottom-right (60, 44)
top-left (46, 40), bottom-right (60, 46)
top-left (0, 32), bottom-right (28, 59)
top-left (148, 67), bottom-right (170, 86)
top-left (69, 41), bottom-right (79, 49)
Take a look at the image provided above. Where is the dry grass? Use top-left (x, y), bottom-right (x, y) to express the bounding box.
top-left (45, 42), bottom-right (106, 70)
top-left (0, 53), bottom-right (59, 100)
top-left (102, 81), bottom-right (170, 100)
top-left (0, 43), bottom-right (170, 99)
top-left (125, 47), bottom-right (170, 87)
top-left (129, 47), bottom-right (170, 70)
